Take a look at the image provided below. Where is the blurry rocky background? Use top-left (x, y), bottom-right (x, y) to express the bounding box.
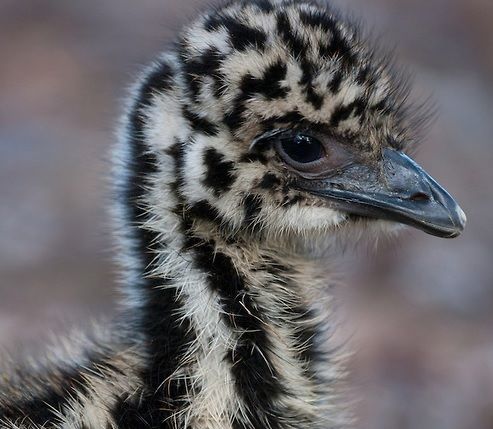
top-left (1, 0), bottom-right (492, 428)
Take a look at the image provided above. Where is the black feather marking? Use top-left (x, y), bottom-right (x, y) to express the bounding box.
top-left (0, 383), bottom-right (69, 425)
top-left (371, 99), bottom-right (388, 113)
top-left (223, 96), bottom-right (248, 131)
top-left (276, 12), bottom-right (306, 60)
top-left (206, 15), bottom-right (266, 51)
top-left (259, 173), bottom-right (281, 189)
top-left (289, 305), bottom-right (320, 376)
top-left (240, 60), bottom-right (289, 100)
top-left (296, 50), bottom-right (325, 110)
top-left (187, 239), bottom-right (284, 429)
top-left (328, 70), bottom-right (344, 93)
top-left (181, 47), bottom-right (226, 100)
top-left (259, 256), bottom-right (321, 379)
top-left (222, 60), bottom-right (289, 130)
top-left (202, 147), bottom-right (236, 196)
top-left (305, 85), bottom-right (324, 110)
top-left (299, 10), bottom-right (357, 68)
top-left (249, 0), bottom-right (274, 13)
top-left (227, 20), bottom-right (267, 52)
top-left (182, 106), bottom-right (219, 136)
top-left (243, 194), bottom-right (263, 229)
top-left (0, 353), bottom-right (111, 426)
top-left (184, 47), bottom-right (224, 77)
top-left (353, 97), bottom-right (368, 117)
top-left (223, 59), bottom-right (289, 130)
top-left (110, 379), bottom-right (193, 429)
top-left (121, 68), bottom-right (196, 426)
top-left (330, 102), bottom-right (355, 127)
top-left (356, 65), bottom-right (371, 85)
top-left (299, 9), bottom-right (339, 32)
top-left (275, 110), bottom-right (305, 123)
top-left (330, 97), bottom-right (368, 127)
top-left (188, 200), bottom-right (223, 225)
top-left (203, 13), bottom-right (222, 32)
top-left (261, 113), bottom-right (330, 136)
top-left (142, 61), bottom-right (175, 96)
top-left (111, 395), bottom-right (153, 428)
top-left (261, 110), bottom-right (304, 128)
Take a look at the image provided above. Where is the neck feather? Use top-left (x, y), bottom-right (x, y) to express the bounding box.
top-left (113, 59), bottom-right (347, 429)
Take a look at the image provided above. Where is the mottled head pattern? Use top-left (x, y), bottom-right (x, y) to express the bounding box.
top-left (112, 4), bottom-right (439, 423)
top-left (126, 0), bottom-right (425, 246)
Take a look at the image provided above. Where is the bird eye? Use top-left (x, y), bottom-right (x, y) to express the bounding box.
top-left (270, 131), bottom-right (356, 178)
top-left (251, 129), bottom-right (356, 178)
top-left (279, 134), bottom-right (325, 164)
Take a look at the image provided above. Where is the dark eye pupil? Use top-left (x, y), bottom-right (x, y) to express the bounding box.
top-left (281, 134), bottom-right (324, 163)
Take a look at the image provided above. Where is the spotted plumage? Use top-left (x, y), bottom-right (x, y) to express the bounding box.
top-left (0, 0), bottom-right (466, 428)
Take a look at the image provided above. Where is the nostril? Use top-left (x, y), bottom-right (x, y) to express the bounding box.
top-left (409, 192), bottom-right (430, 202)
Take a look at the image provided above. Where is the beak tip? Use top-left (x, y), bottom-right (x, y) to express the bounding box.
top-left (455, 207), bottom-right (467, 237)
top-left (457, 205), bottom-right (467, 227)
top-left (441, 204), bottom-right (466, 238)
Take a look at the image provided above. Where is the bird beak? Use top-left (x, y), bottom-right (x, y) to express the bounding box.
top-left (296, 148), bottom-right (466, 238)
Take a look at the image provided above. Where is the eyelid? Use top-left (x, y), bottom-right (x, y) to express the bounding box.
top-left (250, 128), bottom-right (284, 152)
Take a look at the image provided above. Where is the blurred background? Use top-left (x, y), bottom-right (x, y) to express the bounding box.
top-left (1, 0), bottom-right (492, 427)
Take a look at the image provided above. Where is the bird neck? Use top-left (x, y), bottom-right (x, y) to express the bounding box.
top-left (134, 221), bottom-right (341, 426)
top-left (116, 143), bottom-right (343, 428)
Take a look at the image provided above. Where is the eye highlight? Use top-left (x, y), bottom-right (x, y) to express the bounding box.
top-left (279, 134), bottom-right (325, 164)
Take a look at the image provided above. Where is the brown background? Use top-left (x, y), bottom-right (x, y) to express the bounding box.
top-left (1, 0), bottom-right (492, 427)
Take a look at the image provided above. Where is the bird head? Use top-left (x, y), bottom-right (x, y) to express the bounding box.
top-left (139, 0), bottom-right (466, 246)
